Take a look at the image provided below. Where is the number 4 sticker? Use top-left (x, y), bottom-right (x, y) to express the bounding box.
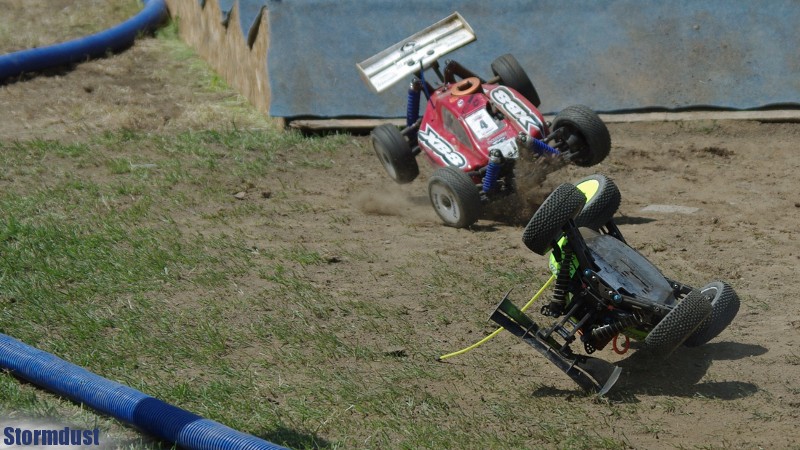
top-left (465, 109), bottom-right (499, 139)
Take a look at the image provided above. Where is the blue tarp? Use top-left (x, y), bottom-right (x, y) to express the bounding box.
top-left (222, 0), bottom-right (800, 118)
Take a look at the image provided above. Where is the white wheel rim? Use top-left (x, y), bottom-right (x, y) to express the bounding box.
top-left (374, 141), bottom-right (398, 180)
top-left (700, 285), bottom-right (720, 306)
top-left (430, 182), bottom-right (461, 224)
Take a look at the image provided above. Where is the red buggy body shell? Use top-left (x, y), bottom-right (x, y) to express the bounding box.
top-left (417, 83), bottom-right (549, 174)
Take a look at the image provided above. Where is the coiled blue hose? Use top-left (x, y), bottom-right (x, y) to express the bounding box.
top-left (0, 0), bottom-right (168, 81)
top-left (0, 333), bottom-right (287, 450)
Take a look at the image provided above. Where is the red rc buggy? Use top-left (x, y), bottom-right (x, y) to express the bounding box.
top-left (357, 13), bottom-right (611, 228)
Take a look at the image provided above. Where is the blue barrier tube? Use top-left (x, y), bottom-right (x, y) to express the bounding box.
top-left (0, 0), bottom-right (168, 81)
top-left (0, 333), bottom-right (287, 450)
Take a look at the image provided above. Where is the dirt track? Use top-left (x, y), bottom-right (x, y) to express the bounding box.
top-left (2, 11), bottom-right (800, 449)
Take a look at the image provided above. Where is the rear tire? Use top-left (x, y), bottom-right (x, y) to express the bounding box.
top-left (491, 54), bottom-right (541, 107)
top-left (552, 105), bottom-right (611, 167)
top-left (428, 167), bottom-right (481, 228)
top-left (371, 124), bottom-right (419, 184)
top-left (645, 290), bottom-right (712, 357)
top-left (573, 174), bottom-right (621, 230)
top-left (683, 281), bottom-right (740, 347)
top-left (522, 183), bottom-right (586, 255)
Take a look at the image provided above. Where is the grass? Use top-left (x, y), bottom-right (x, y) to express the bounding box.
top-left (0, 14), bottom-right (644, 450)
top-left (7, 0), bottom-right (776, 446)
top-left (0, 122), bottom-right (633, 449)
top-left (0, 124), bottom-right (349, 446)
top-left (0, 0), bottom-right (142, 53)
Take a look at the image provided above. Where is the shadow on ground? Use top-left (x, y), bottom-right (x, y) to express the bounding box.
top-left (530, 341), bottom-right (766, 401)
top-left (614, 215), bottom-right (657, 226)
top-left (260, 426), bottom-right (332, 450)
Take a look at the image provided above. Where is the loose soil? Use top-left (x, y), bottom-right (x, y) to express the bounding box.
top-left (1, 3), bottom-right (799, 448)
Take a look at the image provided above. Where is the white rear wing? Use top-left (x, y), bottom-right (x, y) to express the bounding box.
top-left (356, 12), bottom-right (476, 93)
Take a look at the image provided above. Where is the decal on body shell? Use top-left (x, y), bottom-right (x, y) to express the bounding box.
top-left (489, 86), bottom-right (545, 136)
top-left (418, 125), bottom-right (467, 168)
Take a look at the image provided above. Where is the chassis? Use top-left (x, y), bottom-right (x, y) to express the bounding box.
top-left (490, 174), bottom-right (740, 393)
top-left (357, 13), bottom-right (611, 228)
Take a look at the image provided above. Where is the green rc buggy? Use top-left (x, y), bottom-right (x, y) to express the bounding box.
top-left (491, 174), bottom-right (740, 394)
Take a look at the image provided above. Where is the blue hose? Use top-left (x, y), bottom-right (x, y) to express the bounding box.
top-left (0, 0), bottom-right (168, 81)
top-left (0, 333), bottom-right (287, 450)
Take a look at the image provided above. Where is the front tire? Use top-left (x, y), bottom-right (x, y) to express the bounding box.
top-left (521, 183), bottom-right (586, 255)
top-left (491, 54), bottom-right (541, 107)
top-left (371, 124), bottom-right (419, 184)
top-left (552, 105), bottom-right (611, 167)
top-left (573, 174), bottom-right (621, 230)
top-left (645, 290), bottom-right (712, 357)
top-left (683, 281), bottom-right (740, 347)
top-left (428, 167), bottom-right (481, 228)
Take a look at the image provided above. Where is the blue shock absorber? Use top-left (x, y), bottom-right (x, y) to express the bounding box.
top-left (406, 80), bottom-right (421, 143)
top-left (406, 82), bottom-right (421, 127)
top-left (482, 150), bottom-right (502, 192)
top-left (529, 137), bottom-right (561, 157)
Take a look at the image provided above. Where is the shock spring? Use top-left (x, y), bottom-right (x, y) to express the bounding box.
top-left (406, 80), bottom-right (421, 143)
top-left (482, 150), bottom-right (502, 192)
top-left (529, 137), bottom-right (560, 157)
top-left (589, 314), bottom-right (642, 347)
top-left (406, 81), bottom-right (421, 127)
top-left (547, 245), bottom-right (574, 316)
